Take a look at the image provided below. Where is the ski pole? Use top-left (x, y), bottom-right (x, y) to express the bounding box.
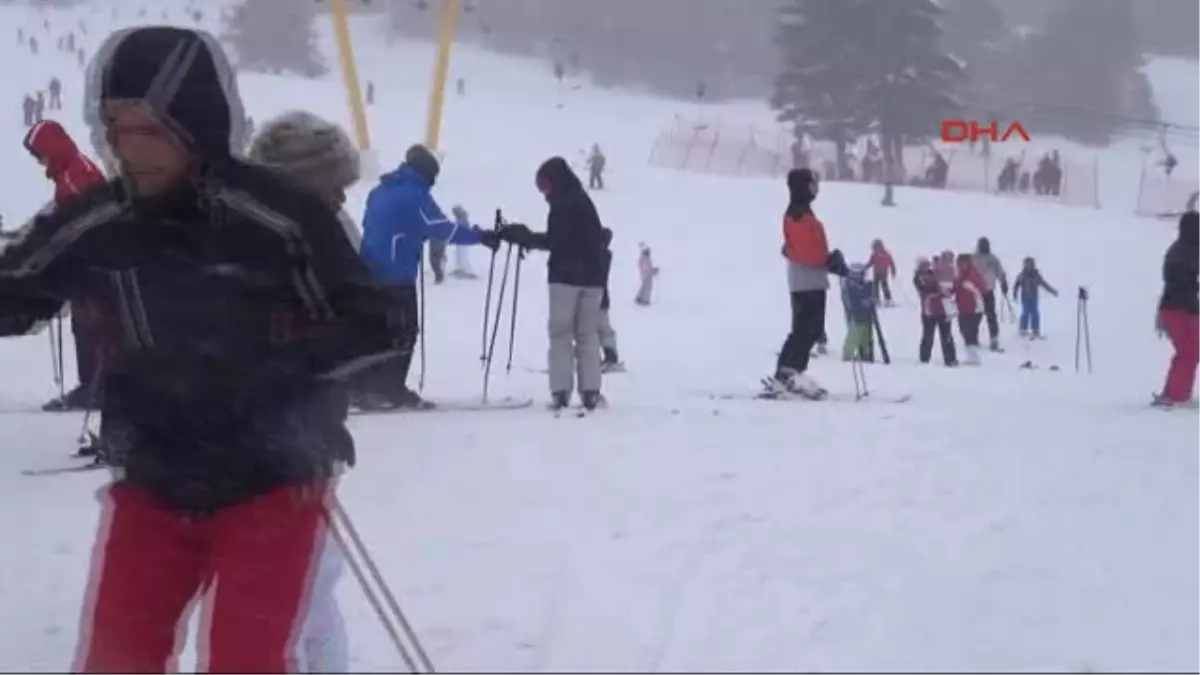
top-left (482, 242), bottom-right (514, 403)
top-left (417, 255), bottom-right (427, 392)
top-left (479, 209), bottom-right (501, 367)
top-left (505, 246), bottom-right (524, 373)
top-left (48, 314), bottom-right (65, 400)
top-left (326, 499), bottom-right (435, 673)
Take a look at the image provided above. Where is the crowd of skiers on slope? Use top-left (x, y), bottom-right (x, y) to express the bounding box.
top-left (770, 168), bottom-right (1197, 407)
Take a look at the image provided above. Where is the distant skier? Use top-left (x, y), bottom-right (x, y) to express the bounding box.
top-left (496, 157), bottom-right (611, 411)
top-left (867, 238), bottom-right (896, 306)
top-left (953, 253), bottom-right (987, 365)
top-left (365, 80), bottom-right (374, 105)
top-left (22, 119), bottom-right (108, 411)
top-left (839, 263), bottom-right (875, 362)
top-left (357, 144), bottom-right (500, 410)
top-left (48, 76), bottom-right (62, 110)
top-left (1012, 256), bottom-right (1058, 339)
top-left (974, 236), bottom-right (1009, 351)
top-left (29, 36), bottom-right (38, 55)
top-left (768, 168), bottom-right (847, 398)
top-left (586, 144), bottom-right (606, 190)
top-left (456, 77), bottom-right (465, 96)
top-left (634, 242), bottom-right (658, 305)
top-left (914, 257), bottom-right (958, 366)
top-left (1154, 211), bottom-right (1199, 407)
top-left (598, 227), bottom-right (623, 373)
top-left (34, 91), bottom-right (45, 123)
top-left (449, 204), bottom-right (479, 279)
top-left (22, 94), bottom-right (35, 127)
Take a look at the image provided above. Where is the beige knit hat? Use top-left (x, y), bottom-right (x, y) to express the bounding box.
top-left (248, 111), bottom-right (360, 198)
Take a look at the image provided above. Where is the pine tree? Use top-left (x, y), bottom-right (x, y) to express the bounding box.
top-left (771, 0), bottom-right (962, 180)
top-left (222, 0), bottom-right (327, 78)
top-left (941, 0), bottom-right (1015, 119)
top-left (770, 0), bottom-right (874, 178)
top-left (857, 0), bottom-right (964, 177)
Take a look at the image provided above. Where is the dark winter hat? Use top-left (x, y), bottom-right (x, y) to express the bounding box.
top-left (94, 26), bottom-right (245, 158)
top-left (1179, 210), bottom-right (1198, 243)
top-left (404, 144), bottom-right (440, 184)
top-left (977, 236), bottom-right (991, 254)
top-left (786, 168), bottom-right (819, 204)
top-left (249, 111), bottom-right (360, 198)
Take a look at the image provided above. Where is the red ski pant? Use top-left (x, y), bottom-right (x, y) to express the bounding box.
top-left (73, 481), bottom-right (331, 673)
top-left (1160, 308), bottom-right (1199, 403)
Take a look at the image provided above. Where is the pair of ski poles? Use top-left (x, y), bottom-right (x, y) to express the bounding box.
top-left (478, 209), bottom-right (524, 404)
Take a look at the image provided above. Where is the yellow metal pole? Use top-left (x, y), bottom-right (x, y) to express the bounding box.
top-left (328, 0), bottom-right (371, 150)
top-left (424, 0), bottom-right (460, 150)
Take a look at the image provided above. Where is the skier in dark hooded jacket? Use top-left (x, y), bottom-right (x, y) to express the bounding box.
top-left (1155, 210), bottom-right (1199, 406)
top-left (499, 157), bottom-right (608, 410)
top-left (0, 26), bottom-right (404, 672)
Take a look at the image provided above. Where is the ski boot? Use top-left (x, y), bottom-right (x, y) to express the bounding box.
top-left (42, 384), bottom-right (101, 412)
top-left (989, 337), bottom-right (1003, 353)
top-left (580, 390), bottom-right (606, 411)
top-left (393, 388), bottom-right (436, 411)
top-left (549, 390), bottom-right (570, 411)
top-left (766, 368), bottom-right (827, 400)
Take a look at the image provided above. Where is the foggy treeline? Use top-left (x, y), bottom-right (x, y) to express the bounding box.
top-left (34, 0), bottom-right (1195, 151)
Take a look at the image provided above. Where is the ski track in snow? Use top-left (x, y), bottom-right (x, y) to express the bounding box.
top-left (0, 1), bottom-right (1196, 672)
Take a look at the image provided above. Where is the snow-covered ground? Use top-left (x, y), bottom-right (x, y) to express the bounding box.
top-left (0, 2), bottom-right (1196, 672)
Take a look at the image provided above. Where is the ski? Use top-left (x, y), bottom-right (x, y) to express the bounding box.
top-left (351, 396), bottom-right (533, 415)
top-left (710, 390), bottom-right (911, 405)
top-left (22, 460), bottom-right (108, 477)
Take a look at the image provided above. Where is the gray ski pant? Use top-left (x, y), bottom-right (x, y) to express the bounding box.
top-left (547, 283), bottom-right (604, 394)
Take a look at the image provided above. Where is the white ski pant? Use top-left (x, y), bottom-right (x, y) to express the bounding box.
top-left (453, 245), bottom-right (473, 274)
top-left (598, 308), bottom-right (618, 351)
top-left (547, 283), bottom-right (604, 394)
top-left (296, 533), bottom-right (349, 673)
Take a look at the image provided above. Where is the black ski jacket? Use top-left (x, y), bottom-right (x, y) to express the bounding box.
top-left (526, 157), bottom-right (608, 288)
top-left (0, 26), bottom-right (405, 514)
top-left (1160, 216), bottom-right (1199, 315)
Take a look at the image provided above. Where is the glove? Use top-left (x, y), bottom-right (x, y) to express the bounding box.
top-left (497, 222), bottom-right (532, 247)
top-left (780, 243), bottom-right (787, 258)
top-left (826, 248), bottom-right (848, 277)
top-left (477, 228), bottom-right (500, 251)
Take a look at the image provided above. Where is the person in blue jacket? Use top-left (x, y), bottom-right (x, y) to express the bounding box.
top-left (357, 144), bottom-right (499, 409)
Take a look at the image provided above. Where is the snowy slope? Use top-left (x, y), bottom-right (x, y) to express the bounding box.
top-left (0, 5), bottom-right (1196, 672)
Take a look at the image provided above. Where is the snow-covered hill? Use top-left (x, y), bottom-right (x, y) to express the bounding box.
top-left (0, 3), bottom-right (1195, 672)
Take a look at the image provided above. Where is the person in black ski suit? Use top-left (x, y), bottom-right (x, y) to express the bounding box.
top-left (498, 157), bottom-right (610, 410)
top-left (0, 26), bottom-right (404, 671)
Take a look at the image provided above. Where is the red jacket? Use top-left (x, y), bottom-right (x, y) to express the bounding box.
top-left (23, 120), bottom-right (105, 207)
top-left (954, 265), bottom-right (987, 315)
top-left (868, 247), bottom-right (895, 278)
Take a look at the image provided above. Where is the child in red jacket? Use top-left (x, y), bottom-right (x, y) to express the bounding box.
top-left (953, 253), bottom-right (987, 365)
top-left (868, 238), bottom-right (896, 306)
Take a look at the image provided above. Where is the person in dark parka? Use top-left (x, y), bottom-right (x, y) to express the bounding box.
top-left (1155, 210), bottom-right (1199, 405)
top-left (498, 156), bottom-right (609, 410)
